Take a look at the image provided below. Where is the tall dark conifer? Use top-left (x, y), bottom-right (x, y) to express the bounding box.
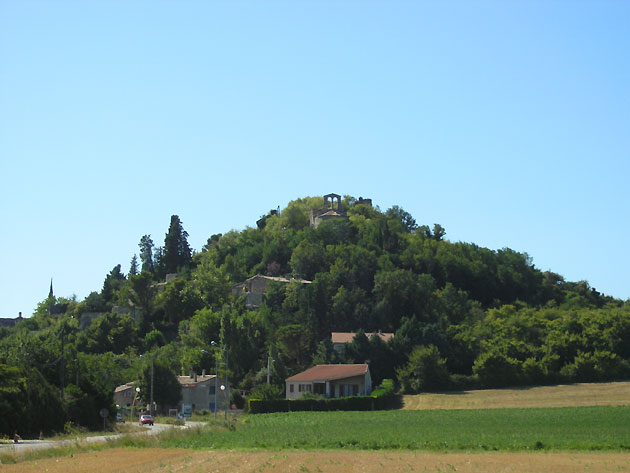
top-left (163, 215), bottom-right (192, 274)
top-left (138, 235), bottom-right (155, 274)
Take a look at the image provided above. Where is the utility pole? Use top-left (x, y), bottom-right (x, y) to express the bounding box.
top-left (225, 348), bottom-right (229, 422)
top-left (60, 325), bottom-right (65, 401)
top-left (150, 356), bottom-right (154, 417)
top-left (214, 355), bottom-right (219, 420)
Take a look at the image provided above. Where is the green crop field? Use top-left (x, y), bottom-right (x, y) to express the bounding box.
top-left (162, 406), bottom-right (630, 452)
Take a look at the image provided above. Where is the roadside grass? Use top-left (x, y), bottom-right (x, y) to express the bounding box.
top-left (161, 406), bottom-right (630, 452)
top-left (0, 441), bottom-right (108, 465)
top-left (45, 422), bottom-right (144, 441)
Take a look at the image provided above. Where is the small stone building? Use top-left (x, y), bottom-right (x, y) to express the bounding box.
top-left (178, 372), bottom-right (229, 413)
top-left (114, 382), bottom-right (136, 410)
top-left (231, 275), bottom-right (311, 309)
top-left (309, 193), bottom-right (348, 228)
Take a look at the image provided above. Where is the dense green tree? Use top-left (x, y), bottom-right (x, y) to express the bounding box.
top-left (385, 205), bottom-right (417, 233)
top-left (290, 240), bottom-right (326, 280)
top-left (101, 264), bottom-right (126, 306)
top-left (139, 357), bottom-right (181, 413)
top-left (76, 313), bottom-right (138, 354)
top-left (79, 291), bottom-right (106, 313)
top-left (473, 348), bottom-right (522, 388)
top-left (129, 254), bottom-right (139, 276)
top-left (191, 252), bottom-right (231, 307)
top-left (139, 235), bottom-right (155, 274)
top-left (397, 345), bottom-right (450, 393)
top-left (127, 271), bottom-right (157, 334)
top-left (154, 278), bottom-right (203, 327)
top-left (163, 215), bottom-right (192, 274)
top-left (275, 324), bottom-right (312, 369)
top-left (0, 363), bottom-right (24, 436)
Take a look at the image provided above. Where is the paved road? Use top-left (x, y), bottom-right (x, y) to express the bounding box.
top-left (0, 422), bottom-right (197, 454)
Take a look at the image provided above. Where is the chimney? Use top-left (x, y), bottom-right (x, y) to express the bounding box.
top-left (189, 370), bottom-right (194, 379)
top-left (194, 373), bottom-right (197, 382)
top-left (202, 369), bottom-right (206, 377)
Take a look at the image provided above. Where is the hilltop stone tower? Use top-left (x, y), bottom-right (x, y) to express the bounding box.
top-left (309, 193), bottom-right (348, 228)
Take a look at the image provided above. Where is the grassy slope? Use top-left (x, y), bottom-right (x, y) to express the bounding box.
top-left (162, 406), bottom-right (630, 451)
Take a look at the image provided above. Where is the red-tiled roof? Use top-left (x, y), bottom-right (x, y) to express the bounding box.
top-left (286, 364), bottom-right (369, 382)
top-left (331, 332), bottom-right (394, 344)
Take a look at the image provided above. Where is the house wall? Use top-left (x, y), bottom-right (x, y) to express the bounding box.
top-left (329, 374), bottom-right (370, 398)
top-left (248, 276), bottom-right (271, 294)
top-left (286, 372), bottom-right (372, 400)
top-left (286, 381), bottom-right (314, 400)
top-left (114, 388), bottom-right (134, 407)
top-left (180, 379), bottom-right (229, 412)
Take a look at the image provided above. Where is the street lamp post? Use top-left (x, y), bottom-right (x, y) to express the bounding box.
top-left (201, 348), bottom-right (216, 419)
top-left (211, 340), bottom-right (228, 422)
top-left (131, 387), bottom-right (140, 419)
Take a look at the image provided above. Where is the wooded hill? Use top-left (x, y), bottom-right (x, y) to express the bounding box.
top-left (1, 195), bottom-right (628, 435)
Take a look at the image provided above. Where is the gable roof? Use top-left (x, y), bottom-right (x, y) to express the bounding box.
top-left (331, 332), bottom-right (394, 344)
top-left (177, 374), bottom-right (216, 388)
top-left (114, 382), bottom-right (135, 393)
top-left (247, 275), bottom-right (312, 284)
top-left (286, 364), bottom-right (369, 382)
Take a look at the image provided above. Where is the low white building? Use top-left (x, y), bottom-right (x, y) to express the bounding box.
top-left (285, 364), bottom-right (372, 399)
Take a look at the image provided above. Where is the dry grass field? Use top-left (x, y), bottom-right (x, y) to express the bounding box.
top-left (402, 381), bottom-right (630, 410)
top-left (3, 448), bottom-right (630, 473)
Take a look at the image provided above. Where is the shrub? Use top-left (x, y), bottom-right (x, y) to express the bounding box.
top-left (397, 345), bottom-right (450, 393)
top-left (473, 350), bottom-right (521, 388)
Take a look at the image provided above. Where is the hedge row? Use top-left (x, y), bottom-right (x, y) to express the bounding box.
top-left (248, 379), bottom-right (396, 414)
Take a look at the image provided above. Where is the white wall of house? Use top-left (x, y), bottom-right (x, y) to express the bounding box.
top-left (286, 372), bottom-right (372, 400)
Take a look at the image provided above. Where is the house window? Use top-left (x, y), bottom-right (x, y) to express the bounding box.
top-left (209, 386), bottom-right (215, 395)
top-left (290, 384), bottom-right (294, 393)
top-left (313, 383), bottom-right (326, 395)
top-left (298, 384), bottom-right (312, 393)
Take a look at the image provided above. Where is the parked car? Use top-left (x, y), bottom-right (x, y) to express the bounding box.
top-left (139, 414), bottom-right (154, 426)
top-left (116, 413), bottom-right (125, 423)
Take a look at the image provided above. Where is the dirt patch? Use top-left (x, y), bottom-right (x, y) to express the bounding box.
top-left (3, 448), bottom-right (630, 473)
top-left (403, 381), bottom-right (630, 410)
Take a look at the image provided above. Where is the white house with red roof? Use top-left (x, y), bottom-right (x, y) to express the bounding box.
top-left (285, 364), bottom-right (372, 400)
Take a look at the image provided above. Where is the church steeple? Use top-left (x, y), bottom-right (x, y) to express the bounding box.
top-left (48, 278), bottom-right (54, 316)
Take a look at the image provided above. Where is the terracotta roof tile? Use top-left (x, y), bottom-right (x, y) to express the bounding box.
top-left (286, 364), bottom-right (368, 382)
top-left (331, 332), bottom-right (394, 344)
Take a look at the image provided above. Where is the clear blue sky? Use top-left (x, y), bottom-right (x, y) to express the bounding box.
top-left (1, 1), bottom-right (628, 318)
